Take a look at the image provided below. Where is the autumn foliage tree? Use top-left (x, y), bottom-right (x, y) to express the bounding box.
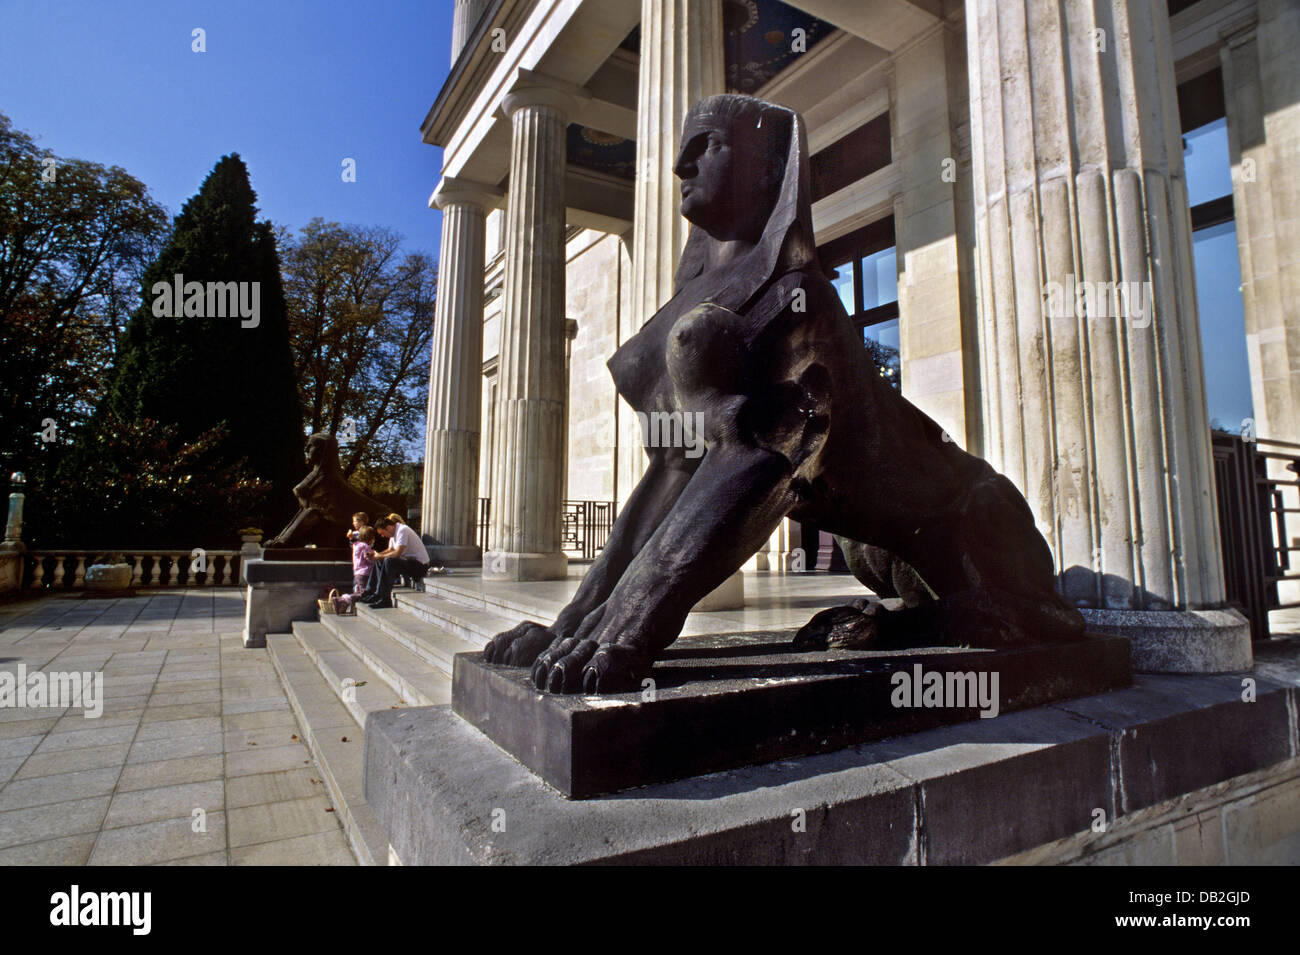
top-left (281, 219), bottom-right (435, 490)
top-left (0, 111), bottom-right (168, 533)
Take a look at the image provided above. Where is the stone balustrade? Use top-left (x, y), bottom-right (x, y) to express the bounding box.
top-left (26, 550), bottom-right (243, 589)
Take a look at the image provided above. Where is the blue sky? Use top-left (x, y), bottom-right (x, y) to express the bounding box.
top-left (0, 0), bottom-right (455, 257)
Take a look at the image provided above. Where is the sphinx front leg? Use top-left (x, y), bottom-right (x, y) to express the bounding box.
top-left (536, 443), bottom-right (797, 693)
top-left (265, 508), bottom-right (321, 547)
top-left (483, 454), bottom-right (693, 666)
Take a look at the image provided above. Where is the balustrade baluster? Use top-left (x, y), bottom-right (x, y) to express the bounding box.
top-left (52, 556), bottom-right (67, 588)
top-left (129, 555), bottom-right (143, 587)
top-left (167, 554), bottom-right (180, 587)
top-left (72, 556), bottom-right (86, 588)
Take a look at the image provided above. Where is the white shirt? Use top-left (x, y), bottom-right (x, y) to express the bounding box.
top-left (391, 523), bottom-right (430, 564)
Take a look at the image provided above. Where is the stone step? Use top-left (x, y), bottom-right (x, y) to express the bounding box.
top-left (389, 590), bottom-right (521, 647)
top-left (317, 611), bottom-right (451, 706)
top-left (265, 632), bottom-right (391, 866)
top-left (356, 602), bottom-right (484, 676)
top-left (291, 621), bottom-right (408, 725)
top-left (420, 574), bottom-right (569, 623)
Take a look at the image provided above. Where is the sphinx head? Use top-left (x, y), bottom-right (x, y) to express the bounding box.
top-left (305, 432), bottom-right (341, 470)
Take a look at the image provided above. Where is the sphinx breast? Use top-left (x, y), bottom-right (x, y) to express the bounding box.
top-left (666, 303), bottom-right (745, 399)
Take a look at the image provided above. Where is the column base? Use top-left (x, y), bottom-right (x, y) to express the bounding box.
top-left (424, 543), bottom-right (481, 567)
top-left (693, 571), bottom-right (744, 612)
top-left (482, 551), bottom-right (568, 581)
top-left (1079, 607), bottom-right (1252, 674)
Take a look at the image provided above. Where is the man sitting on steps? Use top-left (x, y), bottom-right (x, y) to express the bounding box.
top-left (362, 517), bottom-right (431, 610)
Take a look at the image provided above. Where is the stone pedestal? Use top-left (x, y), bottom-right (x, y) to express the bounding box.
top-left (422, 178), bottom-right (501, 565)
top-left (1080, 607), bottom-right (1251, 673)
top-left (966, 0), bottom-right (1248, 672)
top-left (450, 632), bottom-right (1130, 798)
top-left (484, 76), bottom-right (576, 581)
top-left (242, 558), bottom-right (352, 648)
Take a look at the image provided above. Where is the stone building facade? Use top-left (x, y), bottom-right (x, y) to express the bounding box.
top-left (420, 0), bottom-right (1300, 669)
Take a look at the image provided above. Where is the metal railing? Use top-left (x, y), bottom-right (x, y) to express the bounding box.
top-left (24, 550), bottom-right (243, 590)
top-left (561, 500), bottom-right (617, 561)
top-left (476, 498), bottom-right (616, 561)
top-left (1211, 433), bottom-right (1300, 640)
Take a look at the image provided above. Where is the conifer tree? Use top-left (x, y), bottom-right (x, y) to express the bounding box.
top-left (92, 154), bottom-right (303, 542)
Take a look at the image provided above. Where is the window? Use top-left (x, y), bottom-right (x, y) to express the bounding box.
top-left (818, 216), bottom-right (900, 388)
top-left (1178, 68), bottom-right (1253, 430)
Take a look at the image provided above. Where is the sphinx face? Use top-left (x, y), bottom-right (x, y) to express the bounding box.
top-left (674, 119), bottom-right (738, 234)
top-left (674, 112), bottom-right (783, 245)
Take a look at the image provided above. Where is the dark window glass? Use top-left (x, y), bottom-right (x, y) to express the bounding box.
top-left (818, 217), bottom-right (900, 389)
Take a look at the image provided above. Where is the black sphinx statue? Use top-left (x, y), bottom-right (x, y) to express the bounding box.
top-left (484, 93), bottom-right (1084, 694)
top-left (265, 432), bottom-right (392, 550)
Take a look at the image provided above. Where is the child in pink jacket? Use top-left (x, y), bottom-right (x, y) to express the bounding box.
top-left (335, 526), bottom-right (377, 612)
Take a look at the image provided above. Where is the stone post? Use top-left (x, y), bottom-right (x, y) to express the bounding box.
top-left (484, 75), bottom-right (577, 581)
top-left (0, 472), bottom-right (26, 594)
top-left (422, 177), bottom-right (501, 565)
top-left (965, 0), bottom-right (1249, 671)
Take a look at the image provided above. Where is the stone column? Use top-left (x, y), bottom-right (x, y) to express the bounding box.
top-left (622, 0), bottom-right (724, 496)
top-left (1220, 2), bottom-right (1300, 443)
top-left (965, 0), bottom-right (1249, 671)
top-left (623, 0), bottom-right (742, 607)
top-left (0, 472), bottom-right (25, 594)
top-left (484, 77), bottom-right (577, 581)
top-left (422, 178), bottom-right (500, 564)
top-left (450, 0), bottom-right (491, 64)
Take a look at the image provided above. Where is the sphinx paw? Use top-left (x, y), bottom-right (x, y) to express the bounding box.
top-left (534, 638), bottom-right (598, 694)
top-left (483, 620), bottom-right (553, 667)
top-left (581, 643), bottom-right (651, 695)
top-left (793, 600), bottom-right (881, 650)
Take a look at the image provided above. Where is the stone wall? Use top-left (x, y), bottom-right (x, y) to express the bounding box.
top-left (563, 230), bottom-right (630, 503)
top-left (998, 757), bottom-right (1300, 866)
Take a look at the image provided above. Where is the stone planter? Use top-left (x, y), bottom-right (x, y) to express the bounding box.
top-left (240, 534), bottom-right (263, 545)
top-left (85, 563), bottom-right (131, 590)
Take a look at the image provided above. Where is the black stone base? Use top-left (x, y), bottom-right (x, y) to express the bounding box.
top-left (451, 632), bottom-right (1132, 798)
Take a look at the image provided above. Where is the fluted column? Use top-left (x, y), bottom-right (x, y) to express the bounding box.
top-left (422, 178), bottom-right (500, 563)
top-left (484, 77), bottom-right (577, 581)
top-left (450, 0), bottom-right (491, 65)
top-left (1221, 3), bottom-right (1300, 442)
top-left (622, 0), bottom-right (724, 494)
top-left (966, 0), bottom-right (1249, 671)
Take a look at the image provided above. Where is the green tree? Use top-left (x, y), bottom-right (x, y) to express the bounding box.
top-left (281, 219), bottom-right (435, 486)
top-left (0, 111), bottom-right (168, 506)
top-left (90, 154), bottom-right (304, 543)
top-left (41, 412), bottom-right (269, 549)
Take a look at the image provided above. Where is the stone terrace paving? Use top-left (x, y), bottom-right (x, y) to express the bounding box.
top-left (0, 591), bottom-right (355, 865)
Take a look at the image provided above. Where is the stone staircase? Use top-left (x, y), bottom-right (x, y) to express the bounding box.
top-left (266, 578), bottom-right (527, 865)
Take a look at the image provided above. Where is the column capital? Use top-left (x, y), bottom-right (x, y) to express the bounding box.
top-left (430, 176), bottom-right (504, 211)
top-left (501, 69), bottom-right (588, 123)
